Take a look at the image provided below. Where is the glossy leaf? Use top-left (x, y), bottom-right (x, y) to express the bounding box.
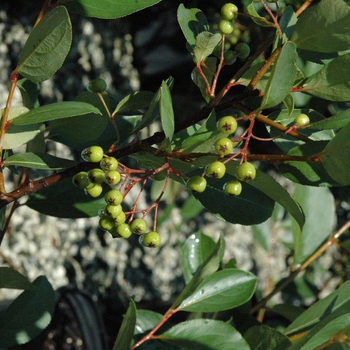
top-left (0, 267), bottom-right (38, 290)
top-left (26, 178), bottom-right (107, 218)
top-left (171, 234), bottom-right (225, 310)
top-left (177, 4), bottom-right (209, 47)
top-left (291, 0), bottom-right (350, 53)
top-left (181, 231), bottom-right (216, 284)
top-left (134, 310), bottom-right (163, 335)
top-left (3, 153), bottom-right (77, 171)
top-left (0, 276), bottom-right (55, 348)
top-left (113, 299), bottom-right (137, 350)
top-left (113, 91), bottom-right (155, 116)
top-left (291, 184), bottom-right (335, 266)
top-left (321, 120), bottom-right (350, 185)
top-left (61, 0), bottom-right (161, 19)
top-left (160, 80), bottom-right (175, 145)
top-left (244, 325), bottom-right (292, 350)
top-left (11, 101), bottom-right (101, 126)
top-left (193, 32), bottom-right (221, 64)
top-left (159, 319), bottom-right (249, 350)
top-left (179, 268), bottom-right (257, 312)
top-left (303, 54), bottom-right (350, 101)
top-left (17, 6), bottom-right (72, 82)
top-left (260, 42), bottom-right (297, 110)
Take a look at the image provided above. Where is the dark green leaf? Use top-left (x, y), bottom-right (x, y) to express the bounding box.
top-left (244, 325), bottom-right (292, 350)
top-left (193, 32), bottom-right (222, 64)
top-left (17, 6), bottom-right (72, 82)
top-left (113, 91), bottom-right (155, 115)
top-left (271, 304), bottom-right (305, 322)
top-left (180, 195), bottom-right (204, 220)
top-left (291, 184), bottom-right (335, 265)
top-left (134, 310), bottom-right (163, 335)
top-left (309, 108), bottom-right (350, 130)
top-left (61, 0), bottom-right (161, 19)
top-left (282, 94), bottom-right (295, 119)
top-left (279, 6), bottom-right (297, 42)
top-left (26, 178), bottom-right (107, 218)
top-left (160, 80), bottom-right (175, 145)
top-left (11, 101), bottom-right (101, 125)
top-left (0, 276), bottom-right (55, 348)
top-left (321, 120), bottom-right (350, 185)
top-left (181, 231), bottom-right (216, 284)
top-left (159, 319), bottom-right (249, 350)
top-left (302, 53), bottom-right (350, 101)
top-left (247, 4), bottom-right (272, 27)
top-left (0, 267), bottom-right (39, 290)
top-left (179, 268), bottom-right (257, 312)
top-left (260, 42), bottom-right (297, 109)
top-left (177, 4), bottom-right (209, 47)
top-left (291, 0), bottom-right (350, 52)
top-left (3, 153), bottom-right (77, 171)
top-left (16, 79), bottom-right (40, 110)
top-left (113, 299), bottom-right (137, 350)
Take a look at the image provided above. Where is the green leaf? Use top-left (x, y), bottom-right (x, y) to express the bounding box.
top-left (11, 101), bottom-right (101, 125)
top-left (159, 319), bottom-right (250, 350)
top-left (260, 42), bottom-right (298, 110)
top-left (61, 0), bottom-right (162, 19)
top-left (113, 91), bottom-right (155, 116)
top-left (193, 32), bottom-right (222, 64)
top-left (181, 231), bottom-right (216, 284)
top-left (171, 234), bottom-right (225, 310)
top-left (179, 268), bottom-right (257, 312)
top-left (282, 94), bottom-right (295, 119)
top-left (3, 153), bottom-right (77, 171)
top-left (247, 4), bottom-right (272, 27)
top-left (291, 0), bottom-right (350, 53)
top-left (244, 325), bottom-right (292, 350)
top-left (302, 53), bottom-right (350, 101)
top-left (16, 79), bottom-right (40, 110)
top-left (17, 6), bottom-right (72, 82)
top-left (0, 276), bottom-right (55, 348)
top-left (134, 310), bottom-right (163, 335)
top-left (285, 281), bottom-right (350, 336)
top-left (320, 120), bottom-right (350, 185)
top-left (177, 4), bottom-right (209, 47)
top-left (279, 6), bottom-right (297, 42)
top-left (0, 267), bottom-right (39, 290)
top-left (26, 178), bottom-right (107, 218)
top-left (291, 184), bottom-right (335, 266)
top-left (309, 108), bottom-right (350, 130)
top-left (180, 195), bottom-right (204, 220)
top-left (113, 299), bottom-right (137, 350)
top-left (160, 80), bottom-right (175, 145)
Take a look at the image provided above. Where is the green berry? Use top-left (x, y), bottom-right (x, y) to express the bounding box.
top-left (104, 170), bottom-right (121, 185)
top-left (130, 218), bottom-right (147, 235)
top-left (105, 189), bottom-right (123, 206)
top-left (87, 168), bottom-right (105, 184)
top-left (81, 146), bottom-right (104, 163)
top-left (105, 204), bottom-right (123, 218)
top-left (116, 223), bottom-right (132, 239)
top-left (224, 180), bottom-right (242, 196)
top-left (139, 231), bottom-right (161, 248)
top-left (235, 43), bottom-right (250, 59)
top-left (218, 19), bottom-right (234, 35)
top-left (223, 50), bottom-right (237, 65)
top-left (84, 183), bottom-right (103, 197)
top-left (294, 113), bottom-right (310, 127)
top-left (236, 162), bottom-right (256, 181)
top-left (221, 3), bottom-right (238, 21)
top-left (100, 156), bottom-right (118, 171)
top-left (72, 171), bottom-right (93, 189)
top-left (187, 176), bottom-right (207, 193)
top-left (109, 226), bottom-right (121, 238)
top-left (214, 137), bottom-right (233, 156)
top-left (99, 215), bottom-right (115, 231)
top-left (114, 211), bottom-right (126, 225)
top-left (87, 78), bottom-right (107, 93)
top-left (217, 116), bottom-right (238, 134)
top-left (206, 161), bottom-right (226, 179)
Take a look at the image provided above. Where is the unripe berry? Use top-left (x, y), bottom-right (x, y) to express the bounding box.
top-left (87, 168), bottom-right (105, 184)
top-left (104, 170), bottom-right (121, 185)
top-left (72, 171), bottom-right (93, 189)
top-left (114, 211), bottom-right (126, 225)
top-left (139, 231), bottom-right (161, 248)
top-left (236, 162), bottom-right (256, 181)
top-left (187, 176), bottom-right (207, 193)
top-left (84, 183), bottom-right (103, 197)
top-left (105, 204), bottom-right (123, 218)
top-left (206, 161), bottom-right (226, 179)
top-left (130, 218), bottom-right (147, 234)
top-left (224, 180), bottom-right (242, 196)
top-left (218, 19), bottom-right (234, 35)
top-left (214, 137), bottom-right (233, 156)
top-left (294, 113), bottom-right (310, 127)
top-left (81, 146), bottom-right (104, 163)
top-left (87, 78), bottom-right (107, 93)
top-left (116, 223), bottom-right (132, 239)
top-left (99, 215), bottom-right (115, 231)
top-left (221, 3), bottom-right (238, 21)
top-left (235, 43), bottom-right (250, 59)
top-left (223, 50), bottom-right (237, 65)
top-left (100, 156), bottom-right (118, 171)
top-left (217, 116), bottom-right (238, 134)
top-left (105, 189), bottom-right (123, 206)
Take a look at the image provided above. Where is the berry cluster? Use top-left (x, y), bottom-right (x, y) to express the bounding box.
top-left (187, 115), bottom-right (256, 196)
top-left (72, 146), bottom-right (161, 248)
